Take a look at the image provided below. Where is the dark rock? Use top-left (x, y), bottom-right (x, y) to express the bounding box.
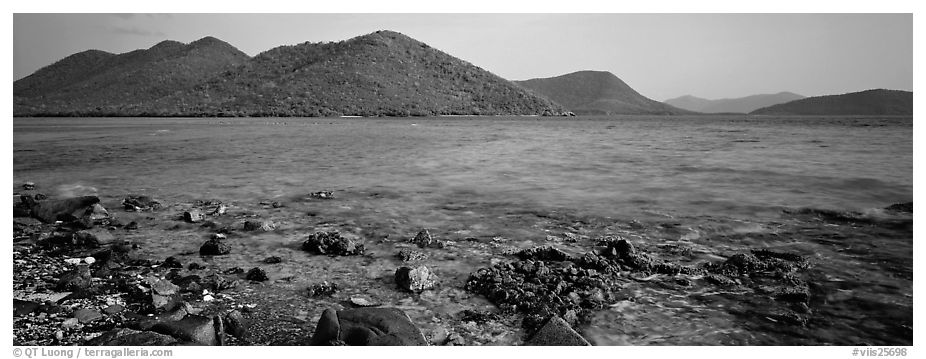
top-left (308, 281), bottom-right (338, 297)
top-left (271, 201), bottom-right (283, 208)
top-left (74, 308), bottom-right (103, 323)
top-left (203, 273), bottom-right (239, 291)
top-left (86, 328), bottom-right (178, 346)
top-left (885, 202), bottom-right (912, 213)
top-left (23, 182), bottom-right (36, 190)
top-left (459, 309), bottom-right (499, 324)
top-left (200, 238), bottom-right (231, 256)
top-left (301, 231), bottom-right (365, 256)
top-left (150, 314), bottom-right (222, 345)
top-left (395, 266), bottom-right (437, 292)
top-left (263, 256), bottom-right (282, 264)
top-left (184, 209), bottom-right (204, 223)
top-left (224, 310), bottom-right (248, 339)
top-left (309, 191), bottom-right (334, 199)
top-left (309, 307), bottom-right (428, 346)
top-left (396, 249), bottom-right (426, 262)
top-left (245, 267), bottom-right (268, 282)
top-left (56, 265), bottom-right (92, 291)
top-left (150, 278), bottom-right (182, 311)
top-left (409, 229), bottom-right (443, 248)
top-left (188, 263), bottom-right (204, 270)
top-left (775, 287), bottom-right (811, 303)
top-left (173, 275), bottom-right (203, 293)
top-left (222, 267), bottom-right (245, 275)
top-left (103, 304), bottom-right (125, 315)
top-left (524, 316), bottom-right (590, 346)
top-left (163, 256), bottom-right (183, 268)
top-left (125, 221), bottom-right (139, 230)
top-left (705, 274), bottom-right (737, 287)
top-left (14, 299), bottom-right (42, 317)
top-left (122, 195), bottom-right (161, 211)
top-left (243, 219), bottom-right (276, 232)
top-left (74, 229), bottom-right (115, 246)
top-left (31, 196), bottom-right (100, 223)
top-left (516, 246), bottom-right (571, 261)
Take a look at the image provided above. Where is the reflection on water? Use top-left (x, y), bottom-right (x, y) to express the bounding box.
top-left (13, 116), bottom-right (912, 345)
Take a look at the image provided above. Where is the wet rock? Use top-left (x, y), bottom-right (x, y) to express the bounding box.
top-left (87, 328), bottom-right (178, 346)
top-left (396, 249), bottom-right (426, 262)
top-left (23, 182), bottom-right (36, 190)
top-left (74, 308), bottom-right (103, 323)
top-left (885, 202), bottom-right (912, 213)
top-left (14, 299), bottom-right (42, 317)
top-left (162, 256), bottom-right (183, 269)
top-left (524, 316), bottom-right (590, 346)
top-left (459, 309), bottom-right (499, 324)
top-left (395, 266), bottom-right (437, 292)
top-left (30, 196), bottom-right (101, 223)
top-left (122, 195), bottom-right (161, 211)
top-left (103, 304), bottom-right (125, 315)
top-left (263, 256), bottom-right (282, 264)
top-left (200, 238), bottom-right (231, 256)
top-left (301, 231), bottom-right (365, 256)
top-left (775, 286), bottom-right (811, 303)
top-left (56, 265), bottom-right (92, 292)
top-left (309, 307), bottom-right (428, 346)
top-left (224, 310), bottom-right (247, 339)
top-left (308, 281), bottom-right (338, 297)
top-left (243, 220), bottom-right (276, 232)
top-left (150, 314), bottom-right (223, 345)
top-left (309, 191), bottom-right (334, 200)
top-left (516, 246), bottom-right (571, 261)
top-left (245, 267), bottom-right (268, 282)
top-left (125, 221), bottom-right (139, 230)
top-left (184, 210), bottom-right (205, 223)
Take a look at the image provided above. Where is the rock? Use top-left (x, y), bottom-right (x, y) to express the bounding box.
top-left (301, 231), bottom-right (365, 256)
top-left (150, 314), bottom-right (223, 345)
top-left (212, 204), bottom-right (227, 215)
top-left (13, 299), bottom-right (42, 317)
top-left (885, 202), bottom-right (913, 213)
top-left (524, 316), bottom-right (590, 346)
top-left (23, 182), bottom-right (36, 190)
top-left (150, 278), bottom-right (182, 311)
top-left (56, 264), bottom-right (92, 292)
top-left (309, 191), bottom-right (334, 199)
top-left (263, 256), bottom-right (282, 264)
top-left (308, 281), bottom-right (338, 297)
top-left (122, 195), bottom-right (161, 211)
top-left (224, 310), bottom-right (248, 339)
top-left (125, 221), bottom-right (139, 230)
top-left (409, 229), bottom-right (445, 248)
top-left (184, 209), bottom-right (204, 223)
top-left (271, 201), bottom-right (283, 208)
top-left (103, 304), bottom-right (125, 315)
top-left (243, 220), bottom-right (275, 232)
top-left (188, 263), bottom-right (204, 270)
top-left (212, 233), bottom-right (227, 240)
top-left (349, 295), bottom-right (381, 307)
top-left (245, 267), bottom-right (268, 282)
top-left (394, 266), bottom-right (437, 292)
top-left (62, 317), bottom-right (80, 329)
top-left (396, 249), bottom-right (426, 262)
top-left (73, 229), bottom-right (115, 246)
top-left (163, 256), bottom-right (183, 268)
top-left (30, 196), bottom-right (101, 223)
top-left (200, 238), bottom-right (231, 256)
top-left (516, 246), bottom-right (571, 261)
top-left (74, 308), bottom-right (103, 323)
top-left (86, 328), bottom-right (178, 346)
top-left (309, 307), bottom-right (428, 346)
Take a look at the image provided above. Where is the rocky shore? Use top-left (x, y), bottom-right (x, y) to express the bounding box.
top-left (12, 182), bottom-right (913, 346)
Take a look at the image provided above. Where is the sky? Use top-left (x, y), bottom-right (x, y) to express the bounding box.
top-left (12, 13), bottom-right (913, 101)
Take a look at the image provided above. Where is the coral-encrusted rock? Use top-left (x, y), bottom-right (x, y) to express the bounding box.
top-left (122, 195), bottom-right (161, 211)
top-left (245, 267), bottom-right (268, 282)
top-left (87, 328), bottom-right (178, 346)
top-left (395, 266), bottom-right (437, 292)
top-left (30, 196), bottom-right (101, 223)
top-left (301, 231), bottom-right (364, 256)
top-left (56, 264), bottom-right (92, 291)
top-left (524, 316), bottom-right (591, 346)
top-left (309, 307), bottom-right (427, 346)
top-left (200, 238), bottom-right (231, 256)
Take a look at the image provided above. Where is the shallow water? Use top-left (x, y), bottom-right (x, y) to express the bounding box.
top-left (12, 116), bottom-right (913, 345)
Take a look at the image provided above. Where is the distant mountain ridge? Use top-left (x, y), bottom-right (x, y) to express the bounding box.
top-left (750, 89), bottom-right (912, 116)
top-left (514, 71), bottom-right (693, 115)
top-left (14, 31), bottom-right (564, 117)
top-left (665, 92), bottom-right (804, 114)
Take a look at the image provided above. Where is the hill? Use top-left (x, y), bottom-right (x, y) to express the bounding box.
top-left (514, 70), bottom-right (692, 115)
top-left (14, 31), bottom-right (565, 117)
top-left (750, 89), bottom-right (912, 116)
top-left (665, 92), bottom-right (804, 114)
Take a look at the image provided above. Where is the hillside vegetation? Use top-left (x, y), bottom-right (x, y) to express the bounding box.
top-left (750, 89), bottom-right (912, 116)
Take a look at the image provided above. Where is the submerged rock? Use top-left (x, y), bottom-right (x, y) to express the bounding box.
top-left (309, 307), bottom-right (427, 346)
top-left (301, 231), bottom-right (364, 256)
top-left (395, 266), bottom-right (437, 292)
top-left (524, 316), bottom-right (590, 346)
top-left (200, 238), bottom-right (231, 256)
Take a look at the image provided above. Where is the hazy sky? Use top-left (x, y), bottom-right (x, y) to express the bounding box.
top-left (13, 13), bottom-right (913, 100)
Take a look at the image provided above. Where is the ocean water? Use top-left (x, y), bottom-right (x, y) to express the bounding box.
top-left (12, 116), bottom-right (913, 345)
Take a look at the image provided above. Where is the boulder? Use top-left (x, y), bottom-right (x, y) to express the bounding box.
top-left (245, 267), bottom-right (268, 282)
top-left (524, 316), bottom-right (591, 346)
top-left (184, 210), bottom-right (204, 223)
top-left (301, 231), bottom-right (364, 256)
top-left (150, 314), bottom-right (223, 345)
top-left (87, 328), bottom-right (178, 346)
top-left (309, 307), bottom-right (428, 346)
top-left (150, 278), bottom-right (182, 311)
top-left (200, 238), bottom-right (231, 256)
top-left (395, 266), bottom-right (437, 292)
top-left (30, 196), bottom-right (101, 223)
top-left (223, 310), bottom-right (248, 339)
top-left (56, 264), bottom-right (92, 292)
top-left (74, 228), bottom-right (115, 246)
